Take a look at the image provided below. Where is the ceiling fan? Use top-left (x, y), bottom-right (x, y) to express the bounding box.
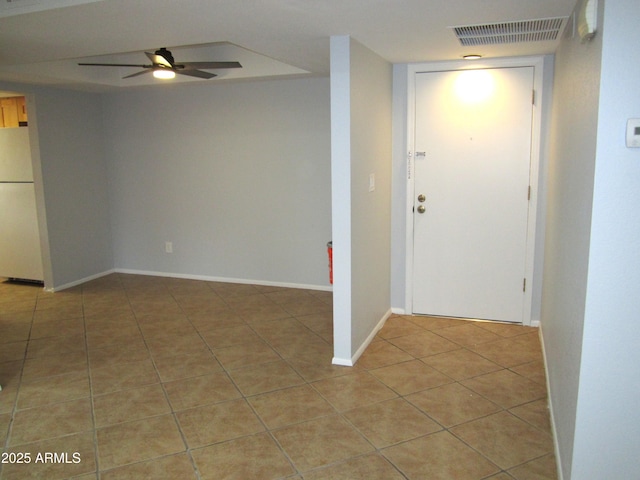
top-left (78, 47), bottom-right (242, 79)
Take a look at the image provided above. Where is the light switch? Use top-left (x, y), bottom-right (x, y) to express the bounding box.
top-left (626, 118), bottom-right (640, 148)
top-left (369, 173), bottom-right (375, 192)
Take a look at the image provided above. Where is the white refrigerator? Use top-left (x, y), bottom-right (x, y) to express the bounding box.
top-left (0, 127), bottom-right (44, 282)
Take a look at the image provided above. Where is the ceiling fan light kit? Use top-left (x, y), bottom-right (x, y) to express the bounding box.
top-left (153, 68), bottom-right (175, 79)
top-left (78, 47), bottom-right (242, 80)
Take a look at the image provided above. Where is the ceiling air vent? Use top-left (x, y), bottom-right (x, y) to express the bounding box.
top-left (451, 17), bottom-right (568, 46)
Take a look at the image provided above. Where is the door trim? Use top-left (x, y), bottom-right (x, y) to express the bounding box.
top-left (403, 56), bottom-right (549, 326)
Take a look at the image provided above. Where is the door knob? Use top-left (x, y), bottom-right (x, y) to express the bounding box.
top-left (417, 205), bottom-right (426, 214)
top-left (417, 194), bottom-right (426, 203)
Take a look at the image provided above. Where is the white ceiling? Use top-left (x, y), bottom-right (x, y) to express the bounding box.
top-left (0, 0), bottom-right (578, 91)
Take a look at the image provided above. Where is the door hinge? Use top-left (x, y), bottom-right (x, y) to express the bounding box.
top-left (532, 89), bottom-right (536, 105)
top-left (528, 186), bottom-right (531, 200)
top-left (523, 278), bottom-right (527, 292)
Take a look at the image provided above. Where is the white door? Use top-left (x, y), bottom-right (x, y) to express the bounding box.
top-left (412, 67), bottom-right (534, 323)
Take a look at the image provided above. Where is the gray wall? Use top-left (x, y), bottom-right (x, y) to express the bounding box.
top-left (0, 82), bottom-right (114, 289)
top-left (571, 0), bottom-right (640, 477)
top-left (103, 77), bottom-right (332, 288)
top-left (543, 0), bottom-right (640, 477)
top-left (330, 36), bottom-right (392, 364)
top-left (542, 6), bottom-right (602, 476)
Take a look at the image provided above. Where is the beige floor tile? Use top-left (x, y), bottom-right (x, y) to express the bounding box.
top-left (0, 341), bottom-right (27, 362)
top-left (273, 415), bottom-right (374, 472)
top-left (421, 348), bottom-right (502, 381)
top-left (32, 305), bottom-right (84, 322)
top-left (250, 317), bottom-right (311, 342)
top-left (84, 312), bottom-right (137, 332)
top-left (234, 303), bottom-right (292, 323)
top-left (280, 298), bottom-right (331, 317)
top-left (188, 310), bottom-right (245, 330)
top-left (86, 325), bottom-right (143, 350)
top-left (303, 452), bottom-right (406, 480)
top-left (406, 382), bottom-right (501, 427)
top-left (0, 320), bottom-right (32, 344)
top-left (370, 359), bottom-right (452, 395)
top-left (0, 383), bottom-right (18, 414)
top-left (382, 430), bottom-right (500, 480)
top-left (476, 320), bottom-right (535, 338)
top-left (88, 340), bottom-right (150, 368)
top-left (450, 411), bottom-right (554, 470)
top-left (192, 432), bottom-right (295, 480)
top-left (462, 369), bottom-right (548, 409)
top-left (9, 398), bottom-right (93, 446)
top-left (146, 334), bottom-right (209, 360)
top-left (0, 359), bottom-right (23, 385)
top-left (21, 350), bottom-right (88, 381)
top-left (509, 398), bottom-right (552, 432)
top-left (213, 340), bottom-right (281, 370)
top-left (286, 351), bottom-right (355, 382)
top-left (176, 399), bottom-right (265, 448)
top-left (388, 331), bottom-right (459, 357)
top-left (296, 312), bottom-right (333, 338)
top-left (152, 350), bottom-right (222, 382)
top-left (227, 359), bottom-right (305, 396)
top-left (509, 453), bottom-right (558, 480)
top-left (356, 341), bottom-right (414, 370)
top-left (26, 334), bottom-right (86, 358)
top-left (248, 384), bottom-right (336, 429)
top-left (94, 383), bottom-right (172, 427)
top-left (96, 414), bottom-right (185, 470)
top-left (486, 474), bottom-right (517, 480)
top-left (100, 452), bottom-right (198, 480)
top-left (268, 331), bottom-right (332, 359)
top-left (0, 275), bottom-right (557, 480)
top-left (312, 372), bottom-right (397, 411)
top-left (510, 360), bottom-right (548, 386)
top-left (164, 372), bottom-right (241, 410)
top-left (406, 315), bottom-right (469, 331)
top-left (377, 316), bottom-right (427, 340)
top-left (471, 336), bottom-right (542, 368)
top-left (199, 324), bottom-right (262, 349)
top-left (434, 323), bottom-right (502, 347)
top-left (0, 412), bottom-right (11, 444)
top-left (17, 371), bottom-right (90, 409)
top-left (29, 317), bottom-right (85, 340)
top-left (0, 431), bottom-right (96, 480)
top-left (90, 357), bottom-right (160, 395)
top-left (344, 397), bottom-right (442, 448)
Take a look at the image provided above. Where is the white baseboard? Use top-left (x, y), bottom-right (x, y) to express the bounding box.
top-left (47, 268), bottom-right (333, 293)
top-left (538, 323), bottom-right (564, 480)
top-left (47, 269), bottom-right (116, 292)
top-left (332, 308), bottom-right (393, 367)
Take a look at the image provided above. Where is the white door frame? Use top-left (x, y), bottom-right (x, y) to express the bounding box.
top-left (403, 56), bottom-right (548, 326)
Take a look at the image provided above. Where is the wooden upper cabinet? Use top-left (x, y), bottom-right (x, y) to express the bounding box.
top-left (0, 96), bottom-right (28, 128)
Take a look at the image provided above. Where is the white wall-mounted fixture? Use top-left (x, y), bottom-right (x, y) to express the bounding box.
top-left (463, 54), bottom-right (482, 60)
top-left (578, 0), bottom-right (598, 42)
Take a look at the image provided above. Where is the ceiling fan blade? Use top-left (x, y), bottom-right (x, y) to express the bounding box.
top-left (176, 69), bottom-right (217, 79)
top-left (145, 51), bottom-right (172, 68)
top-left (78, 63), bottom-right (149, 67)
top-left (122, 69), bottom-right (153, 79)
top-left (179, 61), bottom-right (242, 70)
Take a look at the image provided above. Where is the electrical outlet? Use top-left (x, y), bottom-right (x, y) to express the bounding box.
top-left (165, 241), bottom-right (173, 253)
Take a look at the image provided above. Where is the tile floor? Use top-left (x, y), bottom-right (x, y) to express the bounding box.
top-left (0, 273), bottom-right (557, 479)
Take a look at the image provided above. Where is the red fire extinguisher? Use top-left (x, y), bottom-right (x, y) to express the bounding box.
top-left (327, 241), bottom-right (333, 285)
